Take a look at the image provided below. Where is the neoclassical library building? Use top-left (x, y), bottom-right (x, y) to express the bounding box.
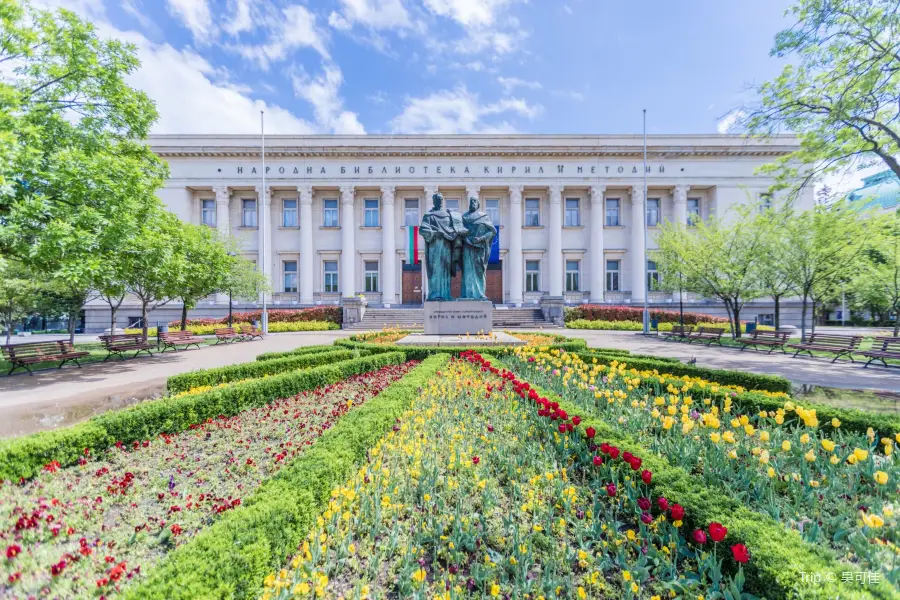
top-left (82, 134), bottom-right (815, 330)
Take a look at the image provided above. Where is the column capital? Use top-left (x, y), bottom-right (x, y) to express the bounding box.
top-left (673, 184), bottom-right (690, 201)
top-left (509, 184), bottom-right (524, 202)
top-left (423, 184), bottom-right (438, 199)
top-left (465, 184), bottom-right (481, 199)
top-left (590, 185), bottom-right (606, 204)
top-left (213, 186), bottom-right (230, 204)
top-left (299, 186), bottom-right (313, 205)
top-left (629, 186), bottom-right (645, 204)
top-left (340, 185), bottom-right (355, 205)
top-left (548, 184), bottom-right (563, 201)
top-left (254, 186), bottom-right (273, 205)
top-left (380, 185), bottom-right (395, 204)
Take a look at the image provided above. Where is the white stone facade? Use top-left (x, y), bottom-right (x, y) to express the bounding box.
top-left (83, 134), bottom-right (815, 330)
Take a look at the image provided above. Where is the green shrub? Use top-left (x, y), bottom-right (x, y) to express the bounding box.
top-left (0, 353), bottom-right (405, 481)
top-left (333, 338), bottom-right (589, 360)
top-left (255, 345), bottom-right (342, 362)
top-left (166, 348), bottom-right (364, 393)
top-left (123, 354), bottom-right (450, 600)
top-left (503, 363), bottom-right (894, 600)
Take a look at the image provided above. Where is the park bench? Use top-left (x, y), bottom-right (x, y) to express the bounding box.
top-left (688, 326), bottom-right (726, 346)
top-left (99, 333), bottom-right (153, 361)
top-left (240, 324), bottom-right (264, 340)
top-left (736, 330), bottom-right (791, 354)
top-left (1, 340), bottom-right (90, 375)
top-left (158, 330), bottom-right (205, 352)
top-left (214, 327), bottom-right (242, 344)
top-left (659, 325), bottom-right (694, 341)
top-left (861, 337), bottom-right (900, 368)
top-left (787, 333), bottom-right (863, 363)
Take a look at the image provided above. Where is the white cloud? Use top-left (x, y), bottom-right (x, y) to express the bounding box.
top-left (390, 86), bottom-right (540, 134)
top-left (716, 109), bottom-right (745, 134)
top-left (165, 0), bottom-right (214, 42)
top-left (423, 0), bottom-right (514, 27)
top-left (423, 0), bottom-right (528, 56)
top-left (292, 64), bottom-right (366, 135)
top-left (235, 5), bottom-right (330, 68)
top-left (222, 0), bottom-right (255, 36)
top-left (329, 0), bottom-right (412, 30)
top-left (497, 75), bottom-right (542, 93)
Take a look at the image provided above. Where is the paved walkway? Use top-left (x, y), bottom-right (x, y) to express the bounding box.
top-left (554, 330), bottom-right (900, 392)
top-left (0, 331), bottom-right (351, 438)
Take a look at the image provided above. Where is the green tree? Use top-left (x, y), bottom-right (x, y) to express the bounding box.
top-left (742, 0), bottom-right (900, 191)
top-left (172, 226), bottom-right (232, 331)
top-left (756, 208), bottom-right (795, 329)
top-left (854, 212), bottom-right (900, 334)
top-left (655, 204), bottom-right (769, 338)
top-left (0, 259), bottom-right (38, 345)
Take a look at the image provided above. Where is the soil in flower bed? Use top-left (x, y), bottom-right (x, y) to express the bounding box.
top-left (0, 361), bottom-right (417, 599)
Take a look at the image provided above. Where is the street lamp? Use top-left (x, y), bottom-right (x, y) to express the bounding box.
top-left (227, 252), bottom-right (237, 327)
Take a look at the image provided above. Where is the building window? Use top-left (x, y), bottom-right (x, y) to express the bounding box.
top-left (647, 198), bottom-right (660, 226)
top-left (283, 260), bottom-right (298, 293)
top-left (758, 313), bottom-right (775, 327)
top-left (201, 199), bottom-right (216, 227)
top-left (242, 199), bottom-right (257, 227)
top-left (525, 198), bottom-right (540, 226)
top-left (525, 260), bottom-right (540, 292)
top-left (605, 198), bottom-right (620, 226)
top-left (445, 197), bottom-right (460, 211)
top-left (282, 198), bottom-right (298, 227)
top-left (364, 198), bottom-right (379, 227)
top-left (606, 259), bottom-right (620, 292)
top-left (404, 198), bottom-right (419, 226)
top-left (565, 260), bottom-right (580, 292)
top-left (323, 199), bottom-right (339, 227)
top-left (687, 198), bottom-right (701, 225)
top-left (127, 316), bottom-right (143, 329)
top-left (485, 198), bottom-right (500, 225)
top-left (647, 260), bottom-right (660, 291)
top-left (364, 260), bottom-right (379, 292)
top-left (759, 193), bottom-right (773, 212)
top-left (324, 261), bottom-right (339, 293)
top-left (565, 198), bottom-right (580, 227)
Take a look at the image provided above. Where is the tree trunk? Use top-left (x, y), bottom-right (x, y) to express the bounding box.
top-left (811, 298), bottom-right (817, 336)
top-left (800, 293), bottom-right (809, 343)
top-left (180, 301), bottom-right (188, 332)
top-left (773, 294), bottom-right (781, 329)
top-left (110, 305), bottom-right (118, 336)
top-left (733, 303), bottom-right (742, 338)
top-left (141, 301), bottom-right (149, 339)
top-left (722, 299), bottom-right (735, 338)
top-left (67, 308), bottom-right (77, 344)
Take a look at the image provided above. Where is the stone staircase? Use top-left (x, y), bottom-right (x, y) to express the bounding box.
top-left (344, 306), bottom-right (557, 330)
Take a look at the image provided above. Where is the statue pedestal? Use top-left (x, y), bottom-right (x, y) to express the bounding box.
top-left (424, 301), bottom-right (492, 335)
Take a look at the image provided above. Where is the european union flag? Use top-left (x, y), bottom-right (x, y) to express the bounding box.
top-left (488, 228), bottom-right (500, 264)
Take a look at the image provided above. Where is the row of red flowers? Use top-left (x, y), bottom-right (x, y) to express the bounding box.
top-left (460, 350), bottom-right (751, 566)
top-left (173, 306), bottom-right (342, 328)
top-left (565, 304), bottom-right (730, 325)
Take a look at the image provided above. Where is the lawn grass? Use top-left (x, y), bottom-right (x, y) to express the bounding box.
top-left (793, 385), bottom-right (900, 414)
top-left (0, 338), bottom-right (217, 377)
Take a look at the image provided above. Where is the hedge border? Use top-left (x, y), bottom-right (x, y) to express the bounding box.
top-left (123, 354), bottom-right (450, 600)
top-left (166, 348), bottom-right (366, 393)
top-left (0, 353), bottom-right (405, 481)
top-left (334, 337), bottom-right (589, 360)
top-left (500, 357), bottom-right (898, 600)
top-left (254, 344), bottom-right (341, 362)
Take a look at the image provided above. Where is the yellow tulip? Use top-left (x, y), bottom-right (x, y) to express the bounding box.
top-left (874, 471), bottom-right (889, 485)
top-left (781, 441), bottom-right (792, 452)
top-left (804, 449), bottom-right (816, 462)
top-left (821, 439), bottom-right (835, 452)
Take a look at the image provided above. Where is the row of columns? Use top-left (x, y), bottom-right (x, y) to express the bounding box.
top-left (210, 182), bottom-right (693, 306)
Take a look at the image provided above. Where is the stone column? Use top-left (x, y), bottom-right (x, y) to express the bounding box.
top-left (673, 184), bottom-right (689, 226)
top-left (589, 184), bottom-right (606, 303)
top-left (255, 185), bottom-right (273, 300)
top-left (299, 186), bottom-right (314, 305)
top-left (507, 185), bottom-right (524, 305)
top-left (630, 186), bottom-right (646, 303)
top-left (548, 184), bottom-right (563, 297)
top-left (381, 185), bottom-right (396, 306)
top-left (340, 185), bottom-right (356, 299)
top-left (465, 184), bottom-right (481, 205)
top-left (213, 186), bottom-right (230, 237)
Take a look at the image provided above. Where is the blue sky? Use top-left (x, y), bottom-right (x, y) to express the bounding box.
top-left (54, 0), bottom-right (798, 137)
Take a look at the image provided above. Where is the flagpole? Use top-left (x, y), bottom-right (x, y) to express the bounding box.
top-left (642, 108), bottom-right (649, 334)
top-left (260, 110), bottom-right (269, 334)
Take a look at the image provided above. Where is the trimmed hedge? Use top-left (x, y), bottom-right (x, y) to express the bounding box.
top-left (166, 348), bottom-right (365, 393)
top-left (123, 354), bottom-right (450, 600)
top-left (574, 350), bottom-right (792, 394)
top-left (255, 344), bottom-right (340, 362)
top-left (565, 304), bottom-right (730, 325)
top-left (334, 337), bottom-right (589, 360)
top-left (0, 353), bottom-right (405, 481)
top-left (503, 360), bottom-right (897, 600)
top-left (586, 349), bottom-right (681, 363)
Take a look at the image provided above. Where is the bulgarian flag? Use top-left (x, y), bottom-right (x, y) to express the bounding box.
top-left (406, 226), bottom-right (419, 265)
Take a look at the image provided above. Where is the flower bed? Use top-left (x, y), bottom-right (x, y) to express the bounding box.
top-left (262, 354), bottom-right (756, 599)
top-left (505, 348), bottom-right (900, 588)
top-left (125, 321), bottom-right (338, 336)
top-left (0, 362), bottom-right (416, 598)
top-left (567, 319), bottom-right (741, 332)
top-left (565, 304), bottom-right (730, 325)
top-left (172, 307), bottom-right (342, 328)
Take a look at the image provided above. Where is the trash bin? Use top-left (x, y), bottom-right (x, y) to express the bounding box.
top-left (746, 322), bottom-right (757, 333)
top-left (650, 319), bottom-right (659, 330)
top-left (158, 324), bottom-right (169, 333)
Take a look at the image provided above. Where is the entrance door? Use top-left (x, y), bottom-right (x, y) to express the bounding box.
top-left (487, 263), bottom-right (503, 304)
top-left (402, 264), bottom-right (423, 304)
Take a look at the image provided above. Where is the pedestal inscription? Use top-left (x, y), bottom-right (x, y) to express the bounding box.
top-left (424, 301), bottom-right (492, 335)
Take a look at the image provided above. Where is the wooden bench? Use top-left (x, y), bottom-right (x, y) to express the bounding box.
top-left (659, 325), bottom-right (694, 341)
top-left (787, 333), bottom-right (863, 363)
top-left (158, 330), bottom-right (205, 352)
top-left (214, 327), bottom-right (242, 344)
top-left (736, 330), bottom-right (791, 354)
top-left (240, 324), bottom-right (264, 340)
top-left (862, 337), bottom-right (900, 368)
top-left (99, 334), bottom-right (153, 361)
top-left (1, 341), bottom-right (89, 375)
top-left (688, 326), bottom-right (726, 346)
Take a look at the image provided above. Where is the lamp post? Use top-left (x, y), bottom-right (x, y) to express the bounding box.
top-left (227, 251), bottom-right (236, 327)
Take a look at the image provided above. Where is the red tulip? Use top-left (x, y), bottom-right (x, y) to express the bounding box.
top-left (692, 529), bottom-right (708, 544)
top-left (731, 543), bottom-right (750, 564)
top-left (657, 497), bottom-right (669, 512)
top-left (623, 451), bottom-right (633, 463)
top-left (638, 497), bottom-right (651, 511)
top-left (629, 457), bottom-right (642, 471)
top-left (641, 512), bottom-right (653, 524)
top-left (608, 447), bottom-right (620, 459)
top-left (606, 483), bottom-right (617, 497)
top-left (641, 470), bottom-right (652, 485)
top-left (670, 504), bottom-right (685, 521)
top-left (472, 456), bottom-right (480, 465)
top-left (585, 427), bottom-right (596, 439)
top-left (593, 455), bottom-right (603, 467)
top-left (572, 416), bottom-right (581, 426)
top-left (558, 423), bottom-right (567, 434)
top-left (8, 572), bottom-right (20, 584)
top-left (709, 522), bottom-right (728, 543)
top-left (6, 545), bottom-right (21, 560)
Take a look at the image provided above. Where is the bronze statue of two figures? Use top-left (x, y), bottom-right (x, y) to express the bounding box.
top-left (420, 193), bottom-right (497, 302)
